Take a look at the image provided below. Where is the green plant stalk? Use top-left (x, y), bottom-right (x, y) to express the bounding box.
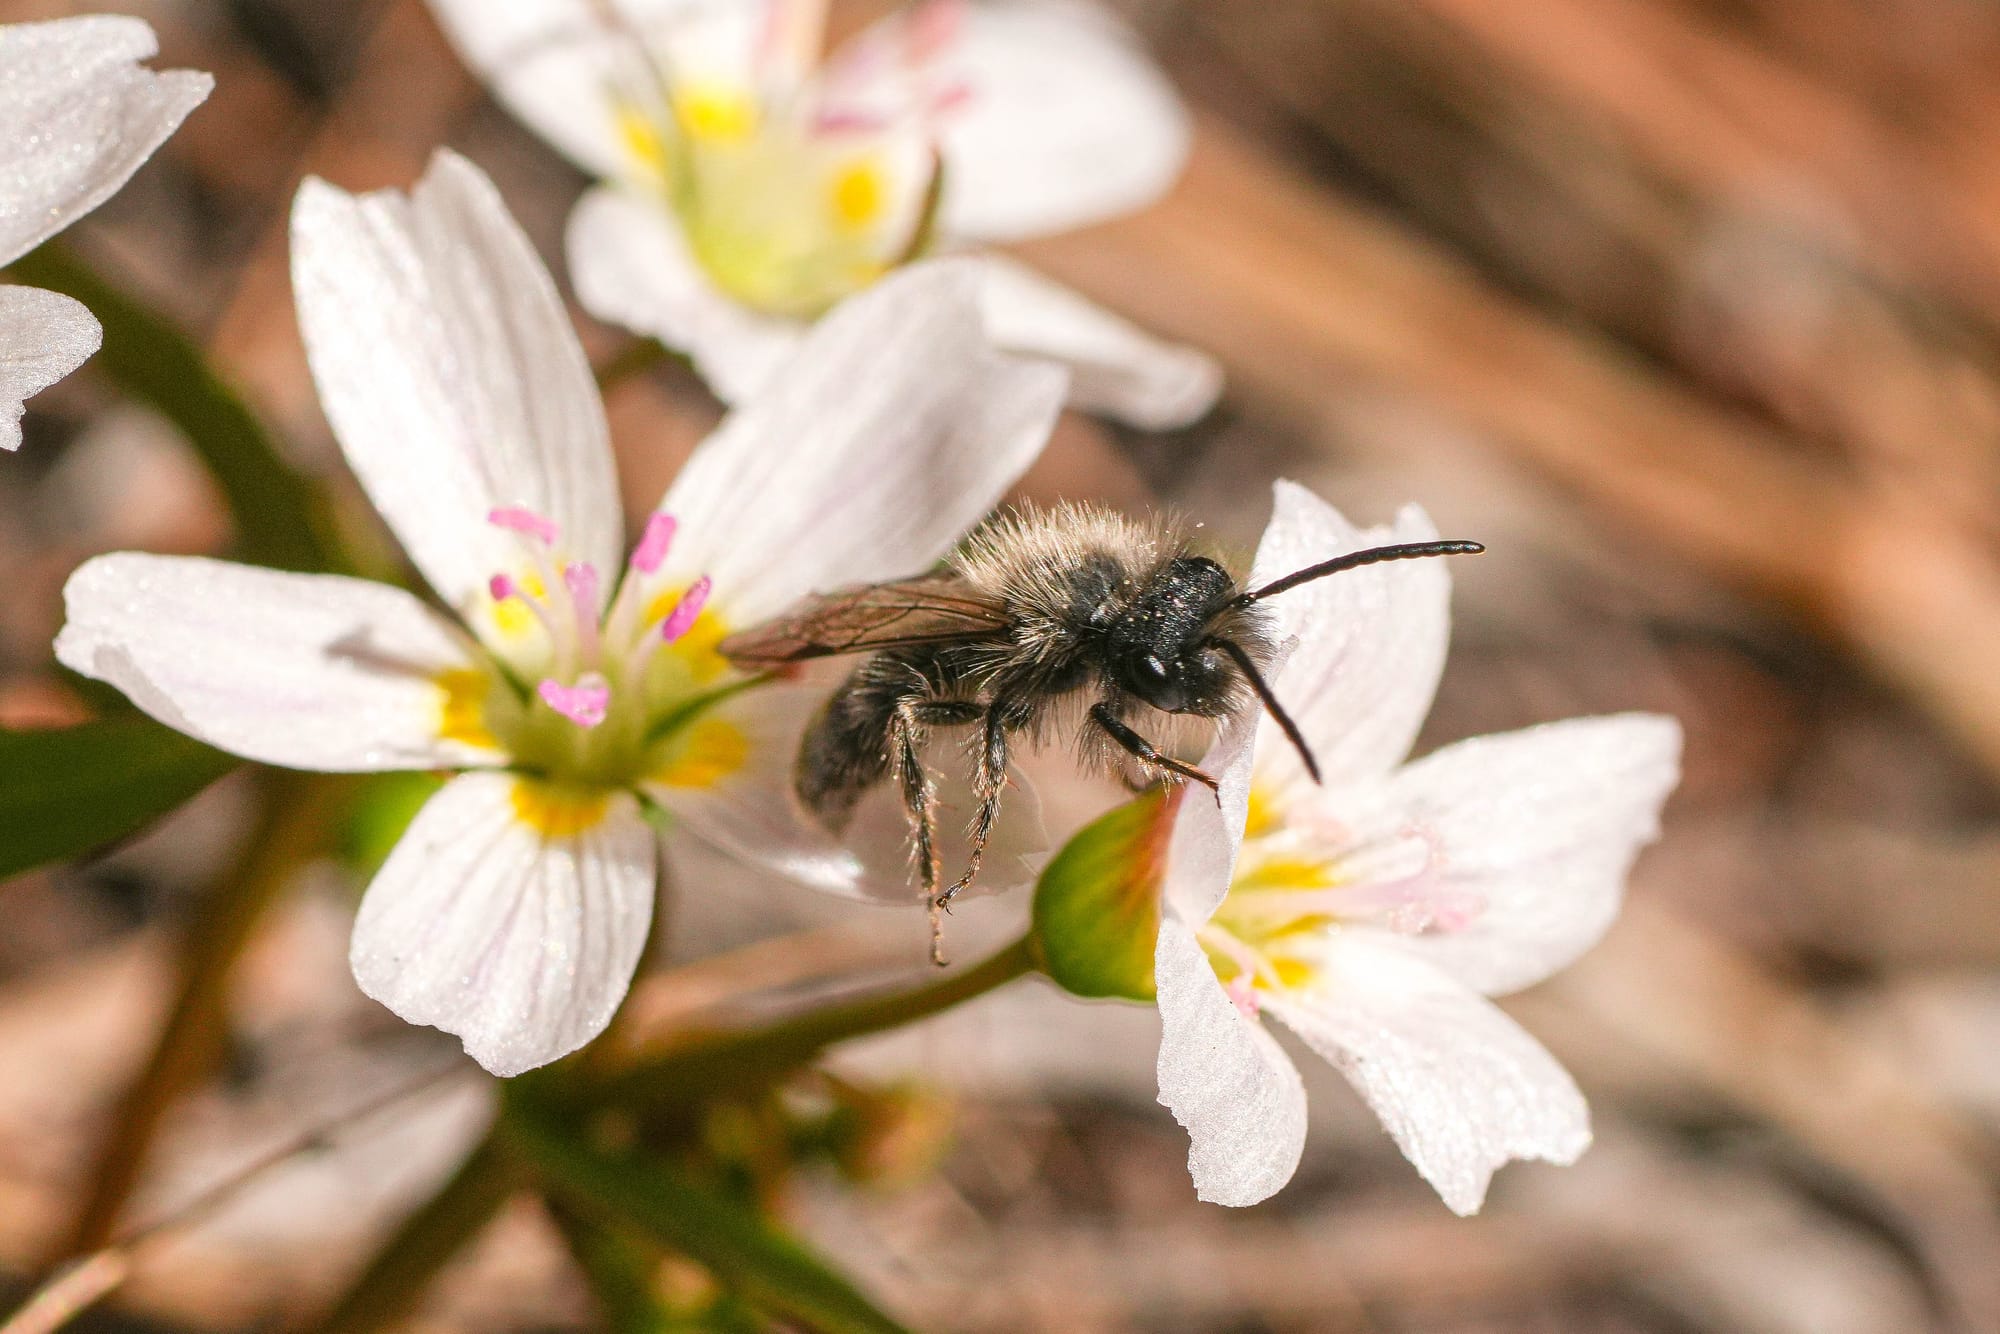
top-left (597, 934), bottom-right (1039, 1111)
top-left (504, 1094), bottom-right (911, 1334)
top-left (7, 244), bottom-right (342, 575)
top-left (54, 770), bottom-right (352, 1258)
top-left (310, 1137), bottom-right (523, 1334)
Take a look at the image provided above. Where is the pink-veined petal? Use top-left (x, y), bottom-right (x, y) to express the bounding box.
top-left (349, 771), bottom-right (656, 1077)
top-left (976, 255), bottom-right (1220, 430)
top-left (1327, 713), bottom-right (1681, 996)
top-left (0, 15), bottom-right (211, 265)
top-left (566, 186), bottom-right (803, 404)
top-left (54, 554), bottom-right (503, 772)
top-left (645, 258), bottom-right (1065, 627)
top-left (1155, 913), bottom-right (1307, 1206)
top-left (1251, 482), bottom-right (1452, 797)
top-left (0, 286), bottom-right (99, 451)
top-left (291, 152), bottom-right (620, 628)
top-left (1267, 938), bottom-right (1590, 1215)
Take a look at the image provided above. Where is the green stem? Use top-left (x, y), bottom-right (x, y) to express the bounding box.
top-left (597, 935), bottom-right (1039, 1110)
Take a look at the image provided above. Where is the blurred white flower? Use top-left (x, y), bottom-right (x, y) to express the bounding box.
top-left (0, 14), bottom-right (211, 450)
top-left (1155, 482), bottom-right (1681, 1212)
top-left (426, 0), bottom-right (1220, 430)
top-left (55, 151), bottom-right (1064, 1076)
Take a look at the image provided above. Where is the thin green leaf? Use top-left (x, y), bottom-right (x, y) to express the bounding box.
top-left (1030, 788), bottom-right (1176, 1001)
top-left (8, 244), bottom-right (343, 574)
top-left (0, 717), bottom-right (238, 880)
top-left (505, 1094), bottom-right (912, 1334)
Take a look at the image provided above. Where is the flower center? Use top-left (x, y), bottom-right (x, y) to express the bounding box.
top-left (452, 508), bottom-right (745, 793)
top-left (1199, 795), bottom-right (1485, 1013)
top-left (606, 0), bottom-right (964, 317)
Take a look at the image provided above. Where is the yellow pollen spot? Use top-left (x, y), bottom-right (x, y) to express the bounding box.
top-left (491, 571), bottom-right (547, 639)
top-left (1243, 786), bottom-right (1283, 840)
top-left (435, 669), bottom-right (495, 750)
top-left (651, 717), bottom-right (749, 789)
top-left (644, 587), bottom-right (731, 684)
top-left (616, 103), bottom-right (671, 179)
top-left (676, 82), bottom-right (757, 142)
top-left (1233, 856), bottom-right (1340, 894)
top-left (510, 780), bottom-right (611, 839)
top-left (1269, 957), bottom-right (1315, 989)
top-left (829, 158), bottom-right (887, 232)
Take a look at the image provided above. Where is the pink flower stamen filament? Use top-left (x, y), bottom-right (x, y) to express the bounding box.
top-left (538, 673), bottom-right (611, 729)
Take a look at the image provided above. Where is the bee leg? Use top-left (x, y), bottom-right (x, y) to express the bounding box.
top-left (891, 696), bottom-right (983, 965)
top-left (937, 703), bottom-right (1015, 911)
top-left (1088, 703), bottom-right (1221, 800)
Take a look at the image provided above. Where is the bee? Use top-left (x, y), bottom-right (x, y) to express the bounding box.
top-left (719, 503), bottom-right (1482, 960)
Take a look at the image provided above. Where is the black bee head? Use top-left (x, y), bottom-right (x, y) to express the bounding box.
top-left (1109, 556), bottom-right (1240, 715)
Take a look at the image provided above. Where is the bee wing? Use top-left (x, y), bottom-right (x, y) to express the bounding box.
top-left (718, 577), bottom-right (1012, 665)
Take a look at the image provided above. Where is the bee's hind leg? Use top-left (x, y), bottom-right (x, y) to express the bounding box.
top-left (889, 696), bottom-right (983, 965)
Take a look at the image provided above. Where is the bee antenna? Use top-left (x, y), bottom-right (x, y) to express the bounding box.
top-left (1235, 540), bottom-right (1485, 606)
top-left (1206, 638), bottom-right (1321, 785)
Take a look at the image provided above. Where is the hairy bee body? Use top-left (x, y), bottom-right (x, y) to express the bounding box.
top-left (795, 505), bottom-right (1274, 829)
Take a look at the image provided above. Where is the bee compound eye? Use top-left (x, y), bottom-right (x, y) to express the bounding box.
top-left (1139, 653), bottom-right (1170, 682)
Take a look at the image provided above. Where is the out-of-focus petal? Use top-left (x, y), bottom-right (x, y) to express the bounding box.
top-left (1155, 914), bottom-right (1307, 1206)
top-left (0, 15), bottom-right (211, 264)
top-left (566, 185), bottom-right (802, 404)
top-left (929, 0), bottom-right (1188, 241)
top-left (291, 152), bottom-right (621, 626)
top-left (976, 255), bottom-right (1220, 430)
top-left (1268, 938), bottom-right (1590, 1215)
top-left (646, 258), bottom-right (1065, 627)
top-left (1329, 714), bottom-right (1681, 996)
top-left (0, 286), bottom-right (99, 451)
top-left (640, 678), bottom-right (861, 894)
top-left (1250, 483), bottom-right (1451, 797)
top-left (350, 770), bottom-right (656, 1077)
top-left (55, 553), bottom-right (503, 772)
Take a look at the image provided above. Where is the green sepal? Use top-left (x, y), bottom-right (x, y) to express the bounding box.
top-left (0, 716), bottom-right (239, 880)
top-left (1030, 786), bottom-right (1179, 1002)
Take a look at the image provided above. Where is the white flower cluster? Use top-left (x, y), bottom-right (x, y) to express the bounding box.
top-left (13, 4), bottom-right (1680, 1214)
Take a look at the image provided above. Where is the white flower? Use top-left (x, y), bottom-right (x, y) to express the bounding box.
top-left (0, 15), bottom-right (210, 450)
top-left (55, 151), bottom-right (1065, 1076)
top-left (1154, 482), bottom-right (1681, 1212)
top-left (425, 0), bottom-right (1220, 430)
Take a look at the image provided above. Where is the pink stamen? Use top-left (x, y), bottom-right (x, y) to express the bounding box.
top-left (814, 107), bottom-right (889, 135)
top-left (928, 81), bottom-right (973, 116)
top-left (488, 507), bottom-right (559, 546)
top-left (658, 575), bottom-right (712, 643)
top-left (489, 573), bottom-right (517, 602)
top-left (1225, 976), bottom-right (1260, 1021)
top-left (538, 674), bottom-right (611, 729)
top-left (563, 562), bottom-right (601, 613)
top-left (631, 513), bottom-right (677, 574)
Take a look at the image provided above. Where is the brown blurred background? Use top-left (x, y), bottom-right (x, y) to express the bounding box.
top-left (6, 0), bottom-right (2000, 1330)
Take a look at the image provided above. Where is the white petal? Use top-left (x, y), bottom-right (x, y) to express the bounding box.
top-left (928, 1), bottom-right (1189, 241)
top-left (1252, 482), bottom-right (1452, 794)
top-left (54, 553), bottom-right (500, 772)
top-left (0, 286), bottom-right (99, 450)
top-left (1267, 938), bottom-right (1590, 1215)
top-left (0, 16), bottom-right (211, 264)
top-left (1334, 714), bottom-right (1682, 996)
top-left (648, 258), bottom-right (1066, 627)
top-left (640, 679), bottom-right (861, 894)
top-left (291, 152), bottom-right (621, 622)
top-left (566, 186), bottom-right (803, 404)
top-left (1161, 699), bottom-right (1261, 924)
top-left (351, 771), bottom-right (656, 1076)
top-left (976, 255), bottom-right (1220, 430)
top-left (1155, 914), bottom-right (1307, 1206)
top-left (424, 0), bottom-right (681, 180)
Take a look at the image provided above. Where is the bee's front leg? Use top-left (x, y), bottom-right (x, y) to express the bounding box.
top-left (1088, 702), bottom-right (1221, 801)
